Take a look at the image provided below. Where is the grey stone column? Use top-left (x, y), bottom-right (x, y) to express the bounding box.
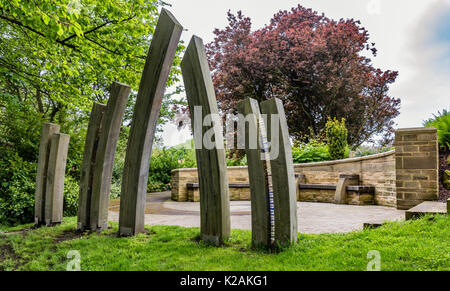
top-left (119, 9), bottom-right (183, 236)
top-left (78, 82), bottom-right (131, 232)
top-left (77, 103), bottom-right (107, 231)
top-left (236, 98), bottom-right (272, 247)
top-left (181, 35), bottom-right (230, 245)
top-left (90, 82), bottom-right (131, 231)
top-left (260, 98), bottom-right (298, 246)
top-left (34, 123), bottom-right (60, 225)
top-left (44, 133), bottom-right (70, 225)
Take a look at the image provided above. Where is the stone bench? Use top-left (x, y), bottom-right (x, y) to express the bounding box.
top-left (297, 184), bottom-right (375, 205)
top-left (296, 174), bottom-right (375, 205)
top-left (186, 174), bottom-right (375, 205)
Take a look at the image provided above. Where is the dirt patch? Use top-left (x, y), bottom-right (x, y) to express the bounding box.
top-left (0, 242), bottom-right (20, 270)
top-left (54, 229), bottom-right (84, 243)
top-left (190, 235), bottom-right (202, 243)
top-left (0, 227), bottom-right (34, 238)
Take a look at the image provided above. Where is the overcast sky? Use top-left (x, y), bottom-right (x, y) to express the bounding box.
top-left (160, 0), bottom-right (450, 147)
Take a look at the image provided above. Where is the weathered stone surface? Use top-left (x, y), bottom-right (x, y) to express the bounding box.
top-left (236, 98), bottom-right (272, 247)
top-left (119, 9), bottom-right (183, 236)
top-left (44, 133), bottom-right (70, 225)
top-left (77, 103), bottom-right (107, 231)
top-left (394, 127), bottom-right (439, 210)
top-left (260, 98), bottom-right (298, 246)
top-left (405, 201), bottom-right (447, 220)
top-left (89, 82), bottom-right (131, 231)
top-left (295, 174), bottom-right (306, 201)
top-left (334, 174), bottom-right (359, 204)
top-left (181, 35), bottom-right (230, 245)
top-left (171, 151), bottom-right (396, 207)
top-left (35, 123), bottom-right (60, 225)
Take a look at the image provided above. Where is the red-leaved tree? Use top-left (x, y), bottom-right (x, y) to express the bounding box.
top-left (206, 6), bottom-right (400, 147)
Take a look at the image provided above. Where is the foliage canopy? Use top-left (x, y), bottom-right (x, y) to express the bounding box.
top-left (206, 6), bottom-right (400, 147)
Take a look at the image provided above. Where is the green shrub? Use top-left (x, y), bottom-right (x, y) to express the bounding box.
top-left (354, 146), bottom-right (393, 157)
top-left (110, 181), bottom-right (122, 200)
top-left (63, 176), bottom-right (79, 217)
top-left (147, 180), bottom-right (168, 193)
top-left (292, 139), bottom-right (331, 163)
top-left (0, 152), bottom-right (36, 226)
top-left (147, 147), bottom-right (196, 193)
top-left (424, 109), bottom-right (450, 150)
top-left (326, 117), bottom-right (348, 160)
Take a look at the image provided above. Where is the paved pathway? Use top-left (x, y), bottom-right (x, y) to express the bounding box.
top-left (108, 191), bottom-right (405, 234)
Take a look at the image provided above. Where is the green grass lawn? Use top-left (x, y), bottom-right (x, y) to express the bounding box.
top-left (0, 215), bottom-right (449, 271)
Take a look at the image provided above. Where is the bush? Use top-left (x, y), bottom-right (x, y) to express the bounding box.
top-left (326, 117), bottom-right (348, 160)
top-left (424, 109), bottom-right (450, 151)
top-left (147, 147), bottom-right (196, 193)
top-left (63, 176), bottom-right (79, 217)
top-left (0, 152), bottom-right (36, 226)
top-left (292, 140), bottom-right (331, 163)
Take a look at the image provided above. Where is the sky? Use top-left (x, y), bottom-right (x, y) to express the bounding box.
top-left (160, 0), bottom-right (450, 147)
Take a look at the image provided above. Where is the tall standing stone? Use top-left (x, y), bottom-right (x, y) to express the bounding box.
top-left (119, 9), bottom-right (183, 236)
top-left (260, 98), bottom-right (298, 246)
top-left (44, 133), bottom-right (70, 225)
top-left (90, 82), bottom-right (130, 231)
top-left (236, 98), bottom-right (274, 247)
top-left (181, 36), bottom-right (230, 245)
top-left (78, 82), bottom-right (131, 232)
top-left (35, 123), bottom-right (60, 225)
top-left (77, 103), bottom-right (107, 231)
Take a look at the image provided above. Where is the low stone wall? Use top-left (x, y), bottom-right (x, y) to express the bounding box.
top-left (172, 151), bottom-right (397, 207)
top-left (171, 166), bottom-right (250, 202)
top-left (171, 128), bottom-right (439, 209)
top-left (293, 151), bottom-right (396, 207)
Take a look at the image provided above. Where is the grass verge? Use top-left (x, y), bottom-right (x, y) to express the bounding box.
top-left (0, 215), bottom-right (449, 271)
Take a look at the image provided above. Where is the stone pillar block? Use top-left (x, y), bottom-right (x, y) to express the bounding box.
top-left (119, 9), bottom-right (183, 236)
top-left (394, 127), bottom-right (439, 210)
top-left (34, 123), bottom-right (60, 225)
top-left (236, 98), bottom-right (272, 247)
top-left (181, 35), bottom-right (230, 245)
top-left (44, 133), bottom-right (70, 225)
top-left (260, 98), bottom-right (298, 246)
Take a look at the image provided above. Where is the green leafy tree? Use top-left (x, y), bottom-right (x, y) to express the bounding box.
top-left (0, 0), bottom-right (183, 116)
top-left (0, 0), bottom-right (185, 225)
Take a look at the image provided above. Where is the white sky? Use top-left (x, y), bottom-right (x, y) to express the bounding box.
top-left (161, 0), bottom-right (450, 147)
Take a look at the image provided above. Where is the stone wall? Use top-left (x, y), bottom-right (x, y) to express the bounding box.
top-left (172, 151), bottom-right (396, 207)
top-left (394, 127), bottom-right (439, 210)
top-left (293, 151), bottom-right (396, 207)
top-left (171, 127), bottom-right (439, 209)
top-left (171, 166), bottom-right (249, 202)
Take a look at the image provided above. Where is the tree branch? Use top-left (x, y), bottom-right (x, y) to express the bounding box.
top-left (0, 15), bottom-right (80, 51)
top-left (60, 15), bottom-right (136, 44)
